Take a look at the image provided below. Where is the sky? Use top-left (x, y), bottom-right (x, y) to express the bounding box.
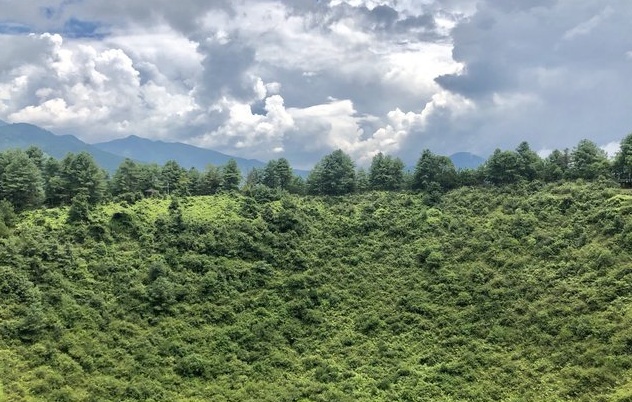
top-left (0, 0), bottom-right (630, 168)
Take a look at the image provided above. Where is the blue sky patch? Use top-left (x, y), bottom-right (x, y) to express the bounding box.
top-left (62, 18), bottom-right (105, 39)
top-left (0, 22), bottom-right (31, 34)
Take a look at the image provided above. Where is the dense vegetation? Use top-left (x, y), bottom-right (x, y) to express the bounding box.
top-left (1, 135), bottom-right (632, 400)
top-left (0, 180), bottom-right (631, 400)
top-left (1, 135), bottom-right (632, 214)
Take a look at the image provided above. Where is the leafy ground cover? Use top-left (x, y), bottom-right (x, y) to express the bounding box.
top-left (1, 181), bottom-right (631, 401)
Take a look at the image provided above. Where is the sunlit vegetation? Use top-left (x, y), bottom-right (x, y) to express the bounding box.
top-left (0, 135), bottom-right (632, 400)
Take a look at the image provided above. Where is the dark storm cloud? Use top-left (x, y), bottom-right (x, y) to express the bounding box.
top-left (196, 39), bottom-right (257, 102)
top-left (409, 0), bottom-right (632, 158)
top-left (436, 0), bottom-right (632, 99)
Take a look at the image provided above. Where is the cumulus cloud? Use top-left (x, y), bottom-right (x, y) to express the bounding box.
top-left (192, 93), bottom-right (294, 159)
top-left (0, 0), bottom-right (630, 167)
top-left (0, 32), bottom-right (200, 141)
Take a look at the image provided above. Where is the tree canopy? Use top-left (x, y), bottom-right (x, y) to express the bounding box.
top-left (412, 149), bottom-right (457, 191)
top-left (307, 149), bottom-right (356, 195)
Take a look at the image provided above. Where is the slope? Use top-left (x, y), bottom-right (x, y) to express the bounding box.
top-left (1, 182), bottom-right (631, 401)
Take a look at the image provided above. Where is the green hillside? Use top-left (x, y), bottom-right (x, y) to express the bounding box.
top-left (1, 181), bottom-right (631, 401)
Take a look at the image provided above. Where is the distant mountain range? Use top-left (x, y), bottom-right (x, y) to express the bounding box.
top-left (0, 121), bottom-right (485, 174)
top-left (449, 152), bottom-right (486, 169)
top-left (0, 123), bottom-right (126, 172)
top-left (93, 135), bottom-right (267, 173)
top-left (0, 123), bottom-right (270, 174)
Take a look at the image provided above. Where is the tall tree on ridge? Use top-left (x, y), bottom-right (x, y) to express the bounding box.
top-left (307, 149), bottom-right (356, 195)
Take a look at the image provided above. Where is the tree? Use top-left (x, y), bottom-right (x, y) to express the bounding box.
top-left (60, 152), bottom-right (107, 204)
top-left (190, 164), bottom-right (221, 195)
top-left (288, 175), bottom-right (306, 195)
top-left (483, 149), bottom-right (521, 185)
top-left (457, 168), bottom-right (484, 187)
top-left (0, 150), bottom-right (44, 210)
top-left (542, 149), bottom-right (570, 182)
top-left (137, 163), bottom-right (162, 195)
top-left (0, 199), bottom-right (16, 237)
top-left (187, 168), bottom-right (203, 196)
top-left (42, 157), bottom-right (65, 207)
top-left (262, 158), bottom-right (293, 190)
top-left (111, 159), bottom-right (143, 199)
top-left (67, 193), bottom-right (92, 224)
top-left (613, 133), bottom-right (632, 180)
top-left (161, 160), bottom-right (189, 196)
top-left (568, 139), bottom-right (610, 180)
top-left (307, 149), bottom-right (356, 195)
top-left (243, 168), bottom-right (263, 191)
top-left (221, 159), bottom-right (241, 192)
top-left (355, 168), bottom-right (370, 193)
top-left (25, 146), bottom-right (45, 171)
top-left (515, 141), bottom-right (543, 181)
top-left (412, 149), bottom-right (457, 191)
top-left (369, 153), bottom-right (405, 191)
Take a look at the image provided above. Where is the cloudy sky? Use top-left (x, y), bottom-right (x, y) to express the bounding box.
top-left (0, 0), bottom-right (630, 168)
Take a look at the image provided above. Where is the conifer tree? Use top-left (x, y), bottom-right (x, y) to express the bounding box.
top-left (221, 159), bottom-right (241, 192)
top-left (307, 149), bottom-right (356, 195)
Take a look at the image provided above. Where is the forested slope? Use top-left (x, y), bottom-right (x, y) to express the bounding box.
top-left (1, 181), bottom-right (632, 401)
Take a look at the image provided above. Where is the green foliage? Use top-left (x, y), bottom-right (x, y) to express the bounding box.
top-left (0, 200), bottom-right (16, 237)
top-left (42, 157), bottom-right (66, 207)
top-left (543, 149), bottom-right (570, 182)
top-left (62, 151), bottom-right (108, 204)
top-left (0, 149), bottom-right (44, 210)
top-left (198, 164), bottom-right (223, 195)
top-left (308, 149), bottom-right (356, 195)
top-left (369, 152), bottom-right (405, 191)
top-left (161, 160), bottom-right (189, 196)
top-left (614, 133), bottom-right (632, 180)
top-left (1, 182), bottom-right (631, 400)
top-left (412, 149), bottom-right (457, 191)
top-left (111, 158), bottom-right (144, 200)
top-left (221, 159), bottom-right (242, 192)
top-left (3, 133), bottom-right (632, 400)
top-left (568, 139), bottom-right (611, 180)
top-left (262, 158), bottom-right (293, 190)
top-left (67, 194), bottom-right (92, 224)
top-left (515, 141), bottom-right (543, 181)
top-left (484, 148), bottom-right (522, 185)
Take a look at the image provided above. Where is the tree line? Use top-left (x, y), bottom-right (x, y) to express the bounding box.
top-left (1, 134), bottom-right (632, 212)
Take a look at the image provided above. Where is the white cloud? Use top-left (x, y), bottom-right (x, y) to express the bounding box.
top-left (601, 141), bottom-right (620, 159)
top-left (191, 94), bottom-right (294, 158)
top-left (1, 32), bottom-right (201, 141)
top-left (0, 0), bottom-right (630, 168)
top-left (563, 6), bottom-right (613, 41)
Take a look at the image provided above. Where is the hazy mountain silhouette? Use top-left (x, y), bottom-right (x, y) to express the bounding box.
top-left (93, 135), bottom-right (267, 172)
top-left (449, 152), bottom-right (485, 169)
top-left (0, 123), bottom-right (125, 172)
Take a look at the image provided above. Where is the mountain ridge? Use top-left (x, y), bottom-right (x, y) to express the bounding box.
top-left (93, 135), bottom-right (267, 173)
top-left (449, 152), bottom-right (486, 169)
top-left (0, 121), bottom-right (483, 175)
top-left (0, 123), bottom-right (126, 172)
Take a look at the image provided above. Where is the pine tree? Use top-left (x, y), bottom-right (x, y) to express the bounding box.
top-left (221, 159), bottom-right (241, 192)
top-left (60, 152), bottom-right (107, 204)
top-left (0, 150), bottom-right (44, 210)
top-left (307, 149), bottom-right (356, 195)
